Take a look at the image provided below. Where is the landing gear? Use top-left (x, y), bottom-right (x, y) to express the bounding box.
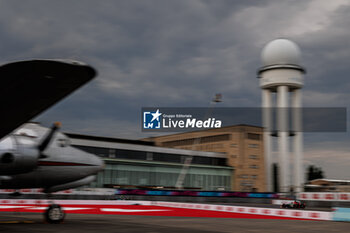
top-left (44, 204), bottom-right (65, 224)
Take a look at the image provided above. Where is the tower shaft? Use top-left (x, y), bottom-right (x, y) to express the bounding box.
top-left (292, 89), bottom-right (303, 192)
top-left (277, 85), bottom-right (290, 192)
top-left (262, 89), bottom-right (273, 192)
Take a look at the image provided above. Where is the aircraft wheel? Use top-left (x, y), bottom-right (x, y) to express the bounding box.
top-left (44, 204), bottom-right (65, 224)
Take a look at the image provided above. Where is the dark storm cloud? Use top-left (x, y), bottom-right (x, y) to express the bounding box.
top-left (1, 0), bottom-right (350, 178)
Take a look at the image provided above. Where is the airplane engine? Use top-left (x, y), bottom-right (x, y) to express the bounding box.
top-left (0, 122), bottom-right (61, 176)
top-left (0, 147), bottom-right (38, 175)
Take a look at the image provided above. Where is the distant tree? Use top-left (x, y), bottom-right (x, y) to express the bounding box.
top-left (306, 165), bottom-right (324, 181)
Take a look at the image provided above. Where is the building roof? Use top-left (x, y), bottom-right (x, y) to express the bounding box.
top-left (68, 133), bottom-right (227, 158)
top-left (311, 178), bottom-right (350, 183)
top-left (143, 124), bottom-right (263, 140)
top-left (66, 133), bottom-right (155, 146)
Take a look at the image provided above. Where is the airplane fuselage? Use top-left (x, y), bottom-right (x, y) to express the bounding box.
top-left (0, 123), bottom-right (104, 192)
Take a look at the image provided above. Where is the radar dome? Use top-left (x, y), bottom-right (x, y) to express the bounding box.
top-left (261, 39), bottom-right (301, 66)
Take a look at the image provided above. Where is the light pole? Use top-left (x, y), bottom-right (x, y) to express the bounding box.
top-left (175, 94), bottom-right (222, 190)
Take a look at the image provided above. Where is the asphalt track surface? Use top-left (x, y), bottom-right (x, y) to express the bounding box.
top-left (0, 213), bottom-right (348, 233)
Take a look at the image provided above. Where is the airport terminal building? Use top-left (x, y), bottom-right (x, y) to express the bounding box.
top-left (66, 124), bottom-right (265, 192)
top-left (67, 134), bottom-right (233, 191)
top-left (144, 125), bottom-right (266, 192)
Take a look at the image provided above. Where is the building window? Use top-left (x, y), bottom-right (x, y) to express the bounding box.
top-left (230, 143), bottom-right (237, 148)
top-left (212, 143), bottom-right (223, 149)
top-left (239, 174), bottom-right (249, 179)
top-left (153, 152), bottom-right (182, 163)
top-left (116, 149), bottom-right (147, 160)
top-left (192, 156), bottom-right (211, 165)
top-left (73, 145), bottom-right (110, 157)
top-left (73, 145), bottom-right (228, 166)
top-left (146, 152), bottom-right (153, 161)
top-left (249, 154), bottom-right (259, 159)
top-left (109, 149), bottom-right (116, 158)
top-left (162, 134), bottom-right (231, 147)
top-left (252, 175), bottom-right (258, 179)
top-left (240, 181), bottom-right (253, 186)
top-left (216, 158), bottom-right (227, 166)
top-left (250, 165), bottom-right (259, 169)
top-left (248, 144), bottom-right (259, 148)
top-left (247, 133), bottom-right (261, 140)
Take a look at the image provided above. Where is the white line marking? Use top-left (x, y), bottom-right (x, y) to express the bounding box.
top-left (0, 205), bottom-right (30, 209)
top-left (63, 207), bottom-right (92, 211)
top-left (100, 208), bottom-right (170, 213)
top-left (26, 207), bottom-right (47, 210)
top-left (26, 207), bottom-right (92, 211)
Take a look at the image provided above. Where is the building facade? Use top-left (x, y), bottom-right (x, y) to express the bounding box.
top-left (144, 125), bottom-right (266, 192)
top-left (66, 134), bottom-right (233, 190)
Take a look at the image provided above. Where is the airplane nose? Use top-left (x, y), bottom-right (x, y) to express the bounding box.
top-left (96, 156), bottom-right (105, 171)
top-left (81, 150), bottom-right (105, 174)
top-left (92, 154), bottom-right (105, 172)
top-left (72, 146), bottom-right (105, 174)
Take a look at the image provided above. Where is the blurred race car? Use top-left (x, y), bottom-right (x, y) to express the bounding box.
top-left (281, 200), bottom-right (306, 209)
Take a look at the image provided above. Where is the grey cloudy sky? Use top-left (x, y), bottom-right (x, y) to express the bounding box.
top-left (1, 0), bottom-right (349, 179)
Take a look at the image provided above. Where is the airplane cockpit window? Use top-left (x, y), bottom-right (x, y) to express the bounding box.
top-left (0, 137), bottom-right (15, 150)
top-left (57, 138), bottom-right (70, 147)
top-left (13, 129), bottom-right (38, 138)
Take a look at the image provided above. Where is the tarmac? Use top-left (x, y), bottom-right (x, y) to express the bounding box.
top-left (0, 212), bottom-right (348, 233)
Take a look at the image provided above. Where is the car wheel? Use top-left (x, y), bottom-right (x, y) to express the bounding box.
top-left (44, 204), bottom-right (65, 224)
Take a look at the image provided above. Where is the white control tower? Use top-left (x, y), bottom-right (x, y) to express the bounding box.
top-left (258, 39), bottom-right (305, 193)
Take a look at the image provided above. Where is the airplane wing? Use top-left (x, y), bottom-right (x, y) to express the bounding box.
top-left (0, 59), bottom-right (96, 139)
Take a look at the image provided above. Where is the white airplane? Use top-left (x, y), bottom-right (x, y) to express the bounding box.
top-left (0, 59), bottom-right (104, 223)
